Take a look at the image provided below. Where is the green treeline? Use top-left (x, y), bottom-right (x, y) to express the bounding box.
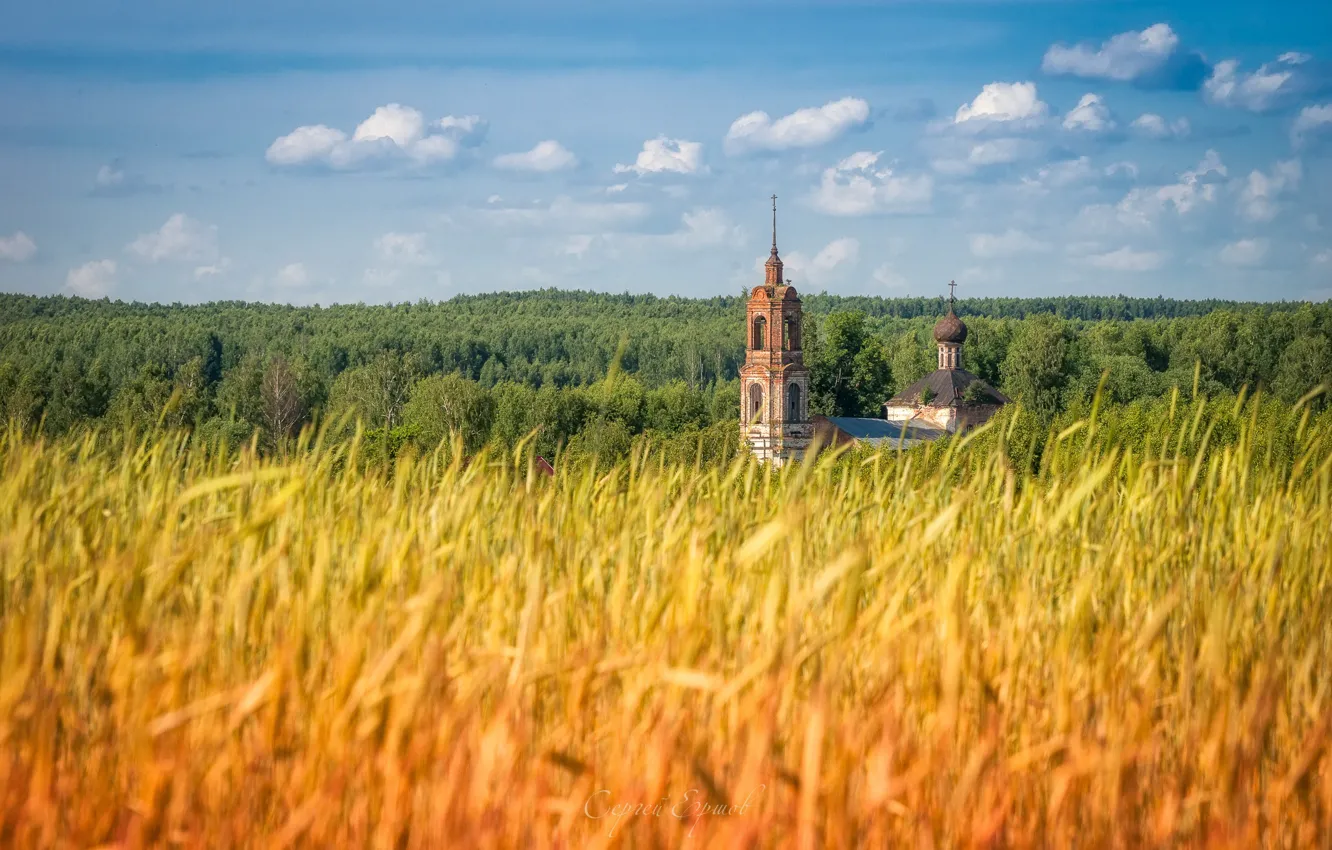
top-left (1, 290), bottom-right (1329, 466)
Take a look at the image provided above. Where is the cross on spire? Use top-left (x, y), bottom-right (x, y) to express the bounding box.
top-left (771, 194), bottom-right (778, 253)
top-left (948, 280), bottom-right (957, 310)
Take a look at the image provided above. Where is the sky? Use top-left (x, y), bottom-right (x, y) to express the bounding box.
top-left (1, 0), bottom-right (1330, 305)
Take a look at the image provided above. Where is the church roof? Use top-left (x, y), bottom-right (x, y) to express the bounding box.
top-left (886, 369), bottom-right (1010, 408)
top-left (933, 309), bottom-right (968, 344)
top-left (818, 416), bottom-right (946, 447)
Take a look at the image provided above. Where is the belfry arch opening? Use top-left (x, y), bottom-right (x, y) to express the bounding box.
top-left (752, 315), bottom-right (767, 350)
top-left (788, 383), bottom-right (801, 421)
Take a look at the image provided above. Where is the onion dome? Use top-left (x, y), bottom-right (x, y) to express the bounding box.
top-left (933, 308), bottom-right (968, 344)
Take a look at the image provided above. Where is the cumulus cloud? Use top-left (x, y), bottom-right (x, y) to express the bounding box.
top-left (375, 232), bottom-right (436, 265)
top-left (1086, 247), bottom-right (1167, 271)
top-left (1131, 113), bottom-right (1191, 139)
top-left (1042, 23), bottom-right (1179, 82)
top-left (764, 237), bottom-right (860, 285)
top-left (954, 82), bottom-right (1048, 125)
top-left (1116, 150), bottom-right (1227, 225)
top-left (266, 104), bottom-right (487, 169)
top-left (614, 137), bottom-right (704, 175)
top-left (1239, 160), bottom-right (1301, 222)
top-left (932, 138), bottom-right (1035, 175)
top-left (1204, 53), bottom-right (1327, 112)
top-left (1062, 94), bottom-right (1116, 132)
top-left (724, 97), bottom-right (870, 154)
top-left (66, 259), bottom-right (117, 297)
top-left (1219, 238), bottom-right (1270, 266)
top-left (1019, 156), bottom-right (1096, 192)
top-left (1292, 104), bottom-right (1332, 148)
top-left (810, 151), bottom-right (933, 216)
top-left (969, 229), bottom-right (1051, 258)
top-left (0, 231), bottom-right (36, 262)
top-left (493, 140), bottom-right (578, 173)
top-left (127, 214), bottom-right (218, 263)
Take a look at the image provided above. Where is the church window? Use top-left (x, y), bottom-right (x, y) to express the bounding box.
top-left (783, 317), bottom-right (792, 350)
top-left (788, 383), bottom-right (801, 421)
top-left (748, 383), bottom-right (764, 423)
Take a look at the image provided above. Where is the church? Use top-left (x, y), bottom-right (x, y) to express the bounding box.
top-left (741, 200), bottom-right (1009, 465)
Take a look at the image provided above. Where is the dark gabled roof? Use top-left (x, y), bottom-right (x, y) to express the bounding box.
top-left (823, 417), bottom-right (946, 445)
top-left (886, 369), bottom-right (1011, 407)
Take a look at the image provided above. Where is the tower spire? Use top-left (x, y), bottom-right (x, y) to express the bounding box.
top-left (764, 194), bottom-right (784, 287)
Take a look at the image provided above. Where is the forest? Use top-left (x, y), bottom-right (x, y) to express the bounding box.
top-left (1, 289), bottom-right (1329, 465)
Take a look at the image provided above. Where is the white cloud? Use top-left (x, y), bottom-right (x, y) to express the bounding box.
top-left (1116, 150), bottom-right (1226, 225)
top-left (493, 140), bottom-right (578, 172)
top-left (436, 115), bottom-right (485, 138)
top-left (1042, 23), bottom-right (1179, 81)
top-left (810, 151), bottom-right (933, 216)
top-left (969, 229), bottom-right (1051, 258)
top-left (66, 259), bottom-right (117, 297)
top-left (1104, 161), bottom-right (1139, 180)
top-left (1131, 113), bottom-right (1190, 139)
top-left (127, 213), bottom-right (218, 263)
top-left (353, 103), bottom-right (425, 147)
top-left (1219, 238), bottom-right (1270, 266)
top-left (1020, 156), bottom-right (1095, 192)
top-left (1062, 94), bottom-right (1115, 132)
top-left (266, 124), bottom-right (348, 166)
top-left (605, 183), bottom-right (629, 194)
top-left (274, 262), bottom-right (311, 288)
top-left (482, 196), bottom-right (650, 231)
top-left (1239, 160), bottom-right (1301, 222)
top-left (266, 104), bottom-right (486, 169)
top-left (96, 165), bottom-right (124, 189)
top-left (1313, 249), bottom-right (1332, 266)
top-left (589, 208), bottom-right (745, 257)
top-left (0, 231), bottom-right (36, 262)
top-left (872, 264), bottom-right (909, 289)
top-left (91, 164), bottom-right (163, 199)
top-left (614, 137), bottom-right (704, 175)
top-left (667, 208), bottom-right (744, 249)
top-left (932, 138), bottom-right (1033, 175)
top-left (954, 82), bottom-right (1048, 124)
top-left (193, 258), bottom-right (231, 280)
top-left (1204, 54), bottom-right (1314, 112)
top-left (765, 237), bottom-right (860, 285)
top-left (375, 232), bottom-right (436, 265)
top-left (725, 97), bottom-right (870, 154)
top-left (1292, 104), bottom-right (1332, 148)
top-left (1087, 247), bottom-right (1166, 271)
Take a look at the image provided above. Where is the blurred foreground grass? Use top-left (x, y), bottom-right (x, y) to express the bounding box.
top-left (2, 391), bottom-right (1332, 848)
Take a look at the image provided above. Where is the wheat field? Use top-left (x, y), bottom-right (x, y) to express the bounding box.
top-left (3, 396), bottom-right (1332, 848)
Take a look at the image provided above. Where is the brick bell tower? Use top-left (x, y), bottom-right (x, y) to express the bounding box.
top-left (740, 196), bottom-right (812, 466)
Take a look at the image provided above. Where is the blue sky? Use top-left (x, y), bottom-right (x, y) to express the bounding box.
top-left (1, 0), bottom-right (1330, 304)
